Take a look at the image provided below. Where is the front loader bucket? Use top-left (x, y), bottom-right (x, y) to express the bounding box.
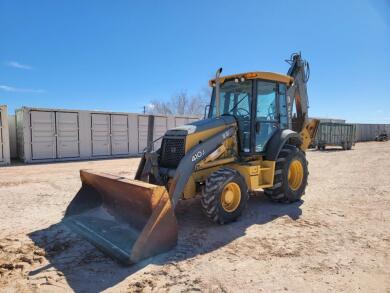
top-left (64, 170), bottom-right (178, 264)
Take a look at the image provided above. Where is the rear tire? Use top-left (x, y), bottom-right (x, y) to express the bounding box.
top-left (201, 168), bottom-right (249, 224)
top-left (264, 145), bottom-right (308, 203)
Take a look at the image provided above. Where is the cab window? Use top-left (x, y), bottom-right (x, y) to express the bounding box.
top-left (255, 81), bottom-right (277, 152)
top-left (279, 83), bottom-right (288, 129)
top-left (209, 80), bottom-right (252, 152)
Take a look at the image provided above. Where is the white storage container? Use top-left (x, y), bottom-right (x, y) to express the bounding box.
top-left (188, 117), bottom-right (200, 123)
top-left (111, 114), bottom-right (129, 155)
top-left (8, 114), bottom-right (17, 159)
top-left (137, 115), bottom-right (149, 153)
top-left (174, 115), bottom-right (201, 127)
top-left (16, 107), bottom-right (139, 163)
top-left (153, 115), bottom-right (168, 150)
top-left (91, 113), bottom-right (111, 156)
top-left (175, 116), bottom-right (188, 127)
top-left (15, 106), bottom-right (202, 163)
top-left (0, 105), bottom-right (11, 165)
top-left (355, 123), bottom-right (390, 141)
top-left (16, 108), bottom-right (82, 162)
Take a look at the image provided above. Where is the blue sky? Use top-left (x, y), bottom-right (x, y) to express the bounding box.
top-left (0, 0), bottom-right (389, 123)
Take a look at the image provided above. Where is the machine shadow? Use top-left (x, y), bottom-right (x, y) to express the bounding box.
top-left (28, 194), bottom-right (302, 293)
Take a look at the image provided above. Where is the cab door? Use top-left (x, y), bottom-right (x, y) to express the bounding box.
top-left (254, 81), bottom-right (278, 152)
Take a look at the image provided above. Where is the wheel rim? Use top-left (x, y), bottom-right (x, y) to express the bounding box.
top-left (288, 160), bottom-right (304, 191)
top-left (220, 182), bottom-right (241, 212)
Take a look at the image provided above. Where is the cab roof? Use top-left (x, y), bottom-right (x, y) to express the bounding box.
top-left (209, 71), bottom-right (293, 87)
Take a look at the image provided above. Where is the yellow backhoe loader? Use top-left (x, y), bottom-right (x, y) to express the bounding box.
top-left (64, 52), bottom-right (319, 264)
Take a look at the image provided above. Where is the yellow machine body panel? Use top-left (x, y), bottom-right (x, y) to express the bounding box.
top-left (183, 158), bottom-right (276, 199)
top-left (184, 123), bottom-right (236, 152)
top-left (299, 118), bottom-right (320, 151)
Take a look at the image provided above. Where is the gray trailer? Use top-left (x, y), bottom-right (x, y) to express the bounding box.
top-left (314, 122), bottom-right (356, 150)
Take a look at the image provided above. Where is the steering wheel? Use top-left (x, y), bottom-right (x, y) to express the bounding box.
top-left (236, 107), bottom-right (250, 118)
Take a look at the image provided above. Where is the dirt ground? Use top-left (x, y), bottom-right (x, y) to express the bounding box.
top-left (0, 141), bottom-right (389, 293)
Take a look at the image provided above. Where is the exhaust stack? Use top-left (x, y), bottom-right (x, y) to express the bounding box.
top-left (215, 67), bottom-right (222, 118)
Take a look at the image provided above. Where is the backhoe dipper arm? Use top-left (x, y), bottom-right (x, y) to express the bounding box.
top-left (286, 52), bottom-right (310, 132)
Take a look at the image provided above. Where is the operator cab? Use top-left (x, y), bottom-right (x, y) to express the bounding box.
top-left (208, 72), bottom-right (293, 155)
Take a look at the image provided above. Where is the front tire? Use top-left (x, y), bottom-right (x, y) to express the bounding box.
top-left (264, 145), bottom-right (308, 202)
top-left (201, 168), bottom-right (249, 224)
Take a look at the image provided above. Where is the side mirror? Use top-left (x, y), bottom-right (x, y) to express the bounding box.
top-left (255, 121), bottom-right (261, 133)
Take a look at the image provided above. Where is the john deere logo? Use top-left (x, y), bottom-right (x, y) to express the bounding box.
top-left (170, 147), bottom-right (177, 153)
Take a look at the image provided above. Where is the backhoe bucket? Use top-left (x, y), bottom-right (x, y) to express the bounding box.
top-left (64, 170), bottom-right (178, 264)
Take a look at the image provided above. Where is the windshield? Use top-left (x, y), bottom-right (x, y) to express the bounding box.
top-left (209, 79), bottom-right (252, 153)
top-left (209, 80), bottom-right (252, 119)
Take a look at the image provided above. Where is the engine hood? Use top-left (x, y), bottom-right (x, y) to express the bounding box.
top-left (163, 115), bottom-right (237, 156)
top-left (166, 116), bottom-right (236, 136)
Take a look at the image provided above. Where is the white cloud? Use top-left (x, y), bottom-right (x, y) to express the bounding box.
top-left (0, 85), bottom-right (45, 93)
top-left (6, 61), bottom-right (32, 70)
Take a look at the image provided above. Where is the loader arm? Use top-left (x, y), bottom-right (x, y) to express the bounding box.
top-left (136, 125), bottom-right (237, 208)
top-left (169, 126), bottom-right (236, 207)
